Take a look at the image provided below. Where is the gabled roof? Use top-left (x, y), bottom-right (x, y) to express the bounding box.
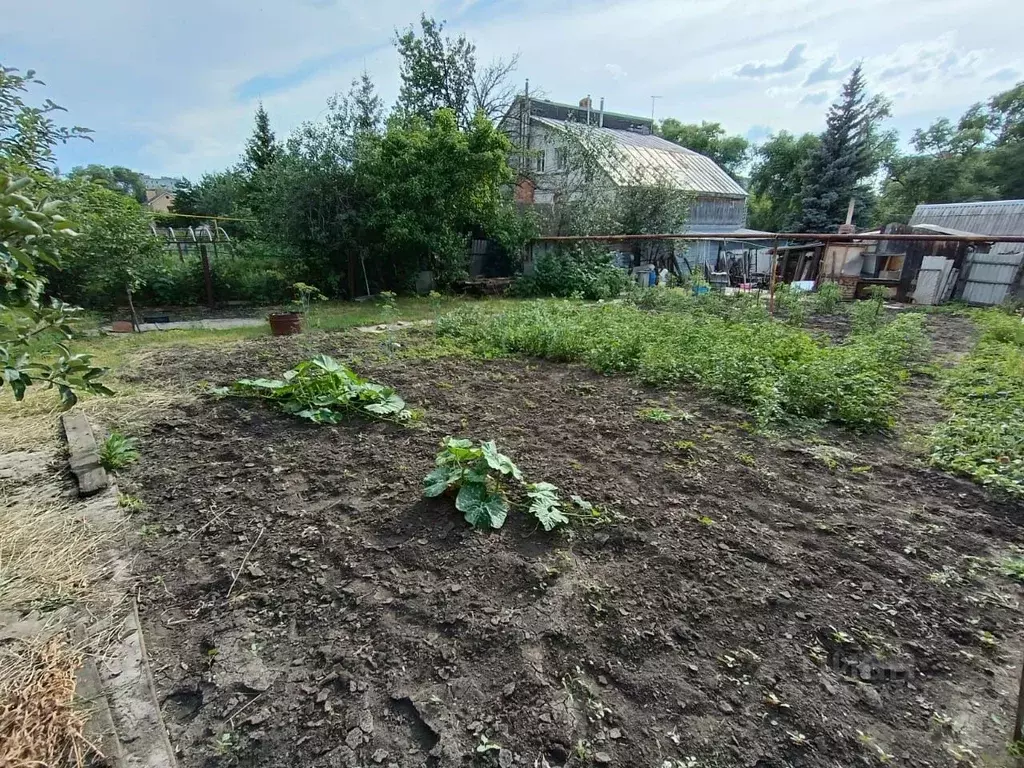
top-left (533, 116), bottom-right (747, 199)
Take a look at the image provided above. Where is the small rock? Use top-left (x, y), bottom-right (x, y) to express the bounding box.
top-left (371, 749), bottom-right (389, 764)
top-left (246, 563), bottom-right (265, 577)
top-left (358, 710), bottom-right (374, 733)
top-left (594, 533), bottom-right (610, 546)
top-left (718, 701), bottom-right (734, 714)
top-left (855, 684), bottom-right (883, 712)
top-left (594, 752), bottom-right (612, 764)
top-left (345, 727), bottom-right (363, 750)
top-left (502, 682), bottom-right (516, 697)
top-left (316, 688), bottom-right (330, 703)
top-left (248, 708), bottom-right (270, 726)
top-left (608, 728), bottom-right (622, 740)
top-left (597, 675), bottom-right (609, 685)
top-left (468, 720), bottom-right (484, 733)
top-left (779, 590), bottom-right (792, 599)
top-left (795, 612), bottom-right (812, 621)
top-left (498, 749), bottom-right (514, 768)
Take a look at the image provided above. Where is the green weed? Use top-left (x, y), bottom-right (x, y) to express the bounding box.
top-left (117, 493), bottom-right (144, 512)
top-left (637, 407), bottom-right (672, 422)
top-left (929, 309), bottom-right (1024, 496)
top-left (813, 281), bottom-right (843, 314)
top-left (100, 432), bottom-right (139, 471)
top-left (437, 300), bottom-right (926, 431)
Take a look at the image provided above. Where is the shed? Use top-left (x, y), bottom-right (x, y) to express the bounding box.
top-left (910, 200), bottom-right (1024, 305)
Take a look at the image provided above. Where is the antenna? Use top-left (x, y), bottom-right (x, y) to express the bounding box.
top-left (650, 95), bottom-right (662, 123)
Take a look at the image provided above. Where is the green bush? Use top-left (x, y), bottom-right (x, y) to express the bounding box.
top-left (813, 281), bottom-right (843, 314)
top-left (513, 245), bottom-right (629, 300)
top-left (929, 309), bottom-right (1024, 496)
top-left (437, 300), bottom-right (926, 430)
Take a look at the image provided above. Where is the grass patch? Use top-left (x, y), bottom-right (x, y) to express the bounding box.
top-left (437, 300), bottom-right (927, 431)
top-left (929, 309), bottom-right (1024, 496)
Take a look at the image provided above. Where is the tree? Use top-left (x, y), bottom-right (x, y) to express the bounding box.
top-left (747, 131), bottom-right (820, 231)
top-left (171, 170), bottom-right (252, 235)
top-left (1, 65), bottom-right (107, 406)
top-left (355, 109), bottom-right (526, 288)
top-left (0, 65), bottom-right (92, 172)
top-left (874, 109), bottom-right (997, 225)
top-left (350, 72), bottom-right (383, 137)
top-left (394, 15), bottom-right (519, 126)
top-left (658, 119), bottom-right (749, 180)
top-left (46, 178), bottom-right (164, 310)
top-left (68, 164), bottom-right (147, 203)
top-left (988, 81), bottom-right (1024, 199)
top-left (243, 103), bottom-right (281, 174)
top-left (796, 65), bottom-right (891, 231)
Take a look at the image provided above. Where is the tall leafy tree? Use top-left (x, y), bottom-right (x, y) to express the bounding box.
top-left (68, 164), bottom-right (147, 203)
top-left (747, 131), bottom-right (820, 231)
top-left (796, 65), bottom-right (891, 231)
top-left (243, 102), bottom-right (281, 174)
top-left (394, 15), bottom-right (519, 126)
top-left (351, 72), bottom-right (384, 137)
top-left (658, 119), bottom-right (749, 180)
top-left (988, 81), bottom-right (1024, 199)
top-left (874, 109), bottom-right (997, 225)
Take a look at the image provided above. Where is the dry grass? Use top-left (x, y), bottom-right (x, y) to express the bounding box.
top-left (0, 490), bottom-right (118, 613)
top-left (0, 635), bottom-right (100, 768)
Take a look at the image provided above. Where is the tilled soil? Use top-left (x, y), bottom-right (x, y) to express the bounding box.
top-left (121, 319), bottom-right (1024, 768)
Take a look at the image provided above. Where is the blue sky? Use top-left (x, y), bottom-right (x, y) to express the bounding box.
top-left (2, 0), bottom-right (1021, 179)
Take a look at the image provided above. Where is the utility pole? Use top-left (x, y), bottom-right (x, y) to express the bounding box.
top-left (650, 95), bottom-right (662, 124)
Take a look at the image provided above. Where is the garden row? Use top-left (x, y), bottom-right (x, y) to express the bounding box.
top-left (929, 309), bottom-right (1024, 496)
top-left (436, 298), bottom-right (928, 430)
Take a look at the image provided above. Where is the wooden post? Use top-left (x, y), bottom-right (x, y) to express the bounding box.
top-left (1013, 648), bottom-right (1024, 747)
top-left (200, 243), bottom-right (215, 309)
top-left (126, 283), bottom-right (142, 333)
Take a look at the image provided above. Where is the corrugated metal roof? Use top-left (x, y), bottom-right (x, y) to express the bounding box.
top-left (533, 117), bottom-right (747, 199)
top-left (909, 200), bottom-right (1024, 236)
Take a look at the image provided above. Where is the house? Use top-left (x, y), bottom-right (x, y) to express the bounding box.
top-left (501, 94), bottom-right (761, 274)
top-left (144, 188), bottom-right (175, 213)
top-left (910, 200), bottom-right (1024, 304)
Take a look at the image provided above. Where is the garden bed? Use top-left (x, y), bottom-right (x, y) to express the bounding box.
top-left (119, 320), bottom-right (1024, 768)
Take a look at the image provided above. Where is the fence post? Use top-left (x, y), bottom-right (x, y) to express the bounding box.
top-left (200, 243), bottom-right (215, 309)
top-left (769, 237), bottom-right (779, 315)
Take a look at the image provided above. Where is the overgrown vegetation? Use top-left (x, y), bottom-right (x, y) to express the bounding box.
top-left (929, 309), bottom-right (1024, 496)
top-left (216, 355), bottom-right (412, 424)
top-left (423, 437), bottom-right (596, 530)
top-left (437, 299), bottom-right (927, 430)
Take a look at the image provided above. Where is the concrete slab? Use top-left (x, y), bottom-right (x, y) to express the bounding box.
top-left (61, 412), bottom-right (108, 496)
top-left (106, 317), bottom-right (266, 333)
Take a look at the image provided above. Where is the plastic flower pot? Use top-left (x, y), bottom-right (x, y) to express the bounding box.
top-left (268, 312), bottom-right (303, 336)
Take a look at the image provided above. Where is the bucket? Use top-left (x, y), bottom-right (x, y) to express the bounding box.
top-left (268, 312), bottom-right (302, 336)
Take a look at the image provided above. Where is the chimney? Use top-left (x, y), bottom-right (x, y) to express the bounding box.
top-left (599, 97), bottom-right (605, 127)
top-left (580, 95), bottom-right (592, 125)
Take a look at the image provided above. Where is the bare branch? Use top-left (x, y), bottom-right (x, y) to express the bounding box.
top-left (472, 52), bottom-right (521, 121)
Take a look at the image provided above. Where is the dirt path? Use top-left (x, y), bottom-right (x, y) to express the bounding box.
top-left (117, 324), bottom-right (1024, 768)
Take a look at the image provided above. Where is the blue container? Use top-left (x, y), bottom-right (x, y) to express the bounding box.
top-left (693, 285), bottom-right (710, 296)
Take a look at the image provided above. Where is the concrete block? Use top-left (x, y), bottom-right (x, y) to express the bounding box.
top-left (61, 412), bottom-right (108, 496)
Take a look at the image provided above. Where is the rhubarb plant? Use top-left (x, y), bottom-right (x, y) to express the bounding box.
top-left (215, 354), bottom-right (412, 424)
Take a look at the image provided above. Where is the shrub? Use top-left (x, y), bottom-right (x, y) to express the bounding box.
top-left (813, 281), bottom-right (843, 314)
top-left (514, 245), bottom-right (629, 300)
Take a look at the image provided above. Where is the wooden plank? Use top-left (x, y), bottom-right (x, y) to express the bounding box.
top-left (61, 412), bottom-right (108, 496)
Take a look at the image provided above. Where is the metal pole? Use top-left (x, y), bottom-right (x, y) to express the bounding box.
top-left (768, 237), bottom-right (779, 316)
top-left (200, 243), bottom-right (215, 309)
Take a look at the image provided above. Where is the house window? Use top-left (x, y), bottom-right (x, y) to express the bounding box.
top-left (555, 147), bottom-right (567, 170)
top-left (535, 151), bottom-right (546, 173)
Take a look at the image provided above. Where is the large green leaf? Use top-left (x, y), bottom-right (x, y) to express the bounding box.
top-left (364, 393), bottom-right (407, 415)
top-left (526, 482), bottom-right (569, 531)
top-left (423, 466), bottom-right (461, 497)
top-left (456, 482), bottom-right (508, 529)
top-left (310, 354), bottom-right (342, 373)
top-left (236, 377), bottom-right (287, 390)
top-left (481, 440), bottom-right (522, 480)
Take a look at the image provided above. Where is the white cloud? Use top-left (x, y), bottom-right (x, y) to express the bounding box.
top-left (3, 0), bottom-right (1021, 176)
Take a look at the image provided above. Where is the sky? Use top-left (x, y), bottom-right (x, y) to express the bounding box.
top-left (2, 0), bottom-right (1021, 180)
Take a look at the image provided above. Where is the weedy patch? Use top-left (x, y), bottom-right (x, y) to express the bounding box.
top-left (423, 437), bottom-right (599, 530)
top-left (99, 431), bottom-right (139, 471)
top-left (214, 354), bottom-right (413, 425)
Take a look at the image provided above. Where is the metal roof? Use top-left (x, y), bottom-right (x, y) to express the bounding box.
top-left (910, 200), bottom-right (1024, 236)
top-left (533, 116), bottom-right (747, 199)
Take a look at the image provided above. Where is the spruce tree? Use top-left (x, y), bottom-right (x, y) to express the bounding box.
top-left (244, 103), bottom-right (280, 174)
top-left (797, 65), bottom-right (887, 231)
top-left (351, 72), bottom-right (383, 136)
